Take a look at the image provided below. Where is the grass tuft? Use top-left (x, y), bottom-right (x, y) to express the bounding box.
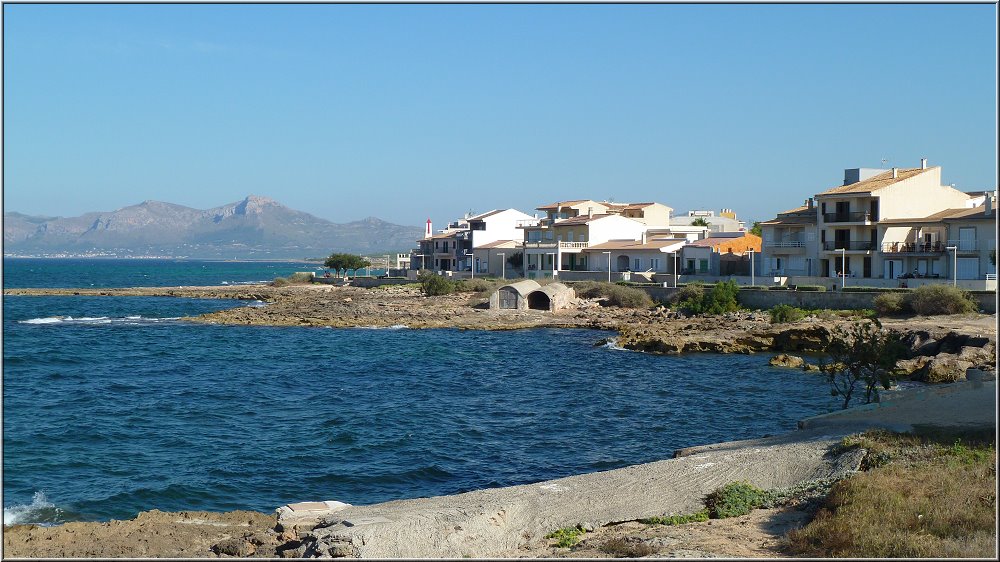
top-left (545, 526), bottom-right (586, 548)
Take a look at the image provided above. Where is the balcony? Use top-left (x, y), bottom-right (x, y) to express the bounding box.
top-left (523, 241), bottom-right (590, 250)
top-left (823, 211), bottom-right (873, 223)
top-left (765, 240), bottom-right (806, 254)
top-left (515, 219), bottom-right (542, 228)
top-left (882, 241), bottom-right (946, 254)
top-left (823, 241), bottom-right (875, 251)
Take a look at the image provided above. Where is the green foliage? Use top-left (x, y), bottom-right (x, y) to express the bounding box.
top-left (795, 285), bottom-right (826, 292)
top-left (287, 272), bottom-right (315, 284)
top-left (599, 538), bottom-right (657, 558)
top-left (572, 281), bottom-right (607, 299)
top-left (506, 252), bottom-right (523, 268)
top-left (545, 526), bottom-right (586, 548)
top-left (873, 292), bottom-right (908, 316)
top-left (767, 286), bottom-right (790, 290)
top-left (690, 217), bottom-right (710, 227)
top-left (705, 482), bottom-right (773, 519)
top-left (324, 253), bottom-right (371, 275)
top-left (673, 281), bottom-right (741, 315)
top-left (749, 221), bottom-right (762, 237)
top-left (904, 284), bottom-right (977, 315)
top-left (770, 304), bottom-right (807, 323)
top-left (270, 277), bottom-right (289, 287)
top-left (822, 320), bottom-right (907, 409)
top-left (605, 284), bottom-right (654, 308)
top-left (640, 509), bottom-right (710, 526)
top-left (454, 277), bottom-right (502, 295)
top-left (843, 287), bottom-right (910, 293)
top-left (417, 270), bottom-right (456, 296)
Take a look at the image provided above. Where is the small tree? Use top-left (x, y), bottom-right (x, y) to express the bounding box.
top-left (691, 217), bottom-right (711, 227)
top-left (821, 319), bottom-right (906, 409)
top-left (506, 252), bottom-right (524, 268)
top-left (324, 253), bottom-right (371, 277)
top-left (749, 221), bottom-right (762, 237)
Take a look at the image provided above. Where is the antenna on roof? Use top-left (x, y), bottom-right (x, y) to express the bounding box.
top-left (881, 157), bottom-right (889, 167)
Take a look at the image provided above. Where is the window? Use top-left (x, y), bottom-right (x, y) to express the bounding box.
top-left (650, 258), bottom-right (661, 271)
top-left (634, 258), bottom-right (641, 270)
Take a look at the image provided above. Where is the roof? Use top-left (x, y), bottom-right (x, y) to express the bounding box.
top-left (760, 204), bottom-right (817, 226)
top-left (468, 209), bottom-right (503, 221)
top-left (497, 280), bottom-right (541, 297)
top-left (586, 238), bottom-right (687, 251)
top-left (552, 213), bottom-right (615, 226)
top-left (475, 239), bottom-right (518, 249)
top-left (532, 282), bottom-right (573, 298)
top-left (878, 204), bottom-right (996, 225)
top-left (536, 200), bottom-right (594, 211)
top-left (687, 234), bottom-right (761, 248)
top-left (816, 167), bottom-right (932, 196)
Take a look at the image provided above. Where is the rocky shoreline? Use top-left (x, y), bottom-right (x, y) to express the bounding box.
top-left (3, 282), bottom-right (996, 557)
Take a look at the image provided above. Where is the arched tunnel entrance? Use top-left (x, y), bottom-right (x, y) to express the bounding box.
top-left (527, 291), bottom-right (550, 311)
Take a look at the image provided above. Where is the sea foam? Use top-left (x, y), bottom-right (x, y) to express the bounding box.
top-left (3, 492), bottom-right (62, 526)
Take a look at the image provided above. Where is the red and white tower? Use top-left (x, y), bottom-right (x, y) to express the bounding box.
top-left (425, 218), bottom-right (432, 239)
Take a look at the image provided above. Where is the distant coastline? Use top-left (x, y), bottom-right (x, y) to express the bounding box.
top-left (3, 255), bottom-right (321, 263)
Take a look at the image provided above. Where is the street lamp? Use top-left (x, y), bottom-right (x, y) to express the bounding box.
top-left (386, 254), bottom-right (390, 277)
top-left (748, 248), bottom-right (755, 287)
top-left (946, 245), bottom-right (958, 286)
top-left (669, 251), bottom-right (678, 288)
top-left (835, 247), bottom-right (846, 289)
top-left (602, 251), bottom-right (611, 283)
top-left (498, 252), bottom-right (505, 280)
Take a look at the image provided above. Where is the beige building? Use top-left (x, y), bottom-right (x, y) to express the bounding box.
top-left (759, 199), bottom-right (820, 276)
top-left (582, 236), bottom-right (687, 276)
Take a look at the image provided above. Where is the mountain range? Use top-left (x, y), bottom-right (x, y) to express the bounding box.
top-left (3, 196), bottom-right (423, 259)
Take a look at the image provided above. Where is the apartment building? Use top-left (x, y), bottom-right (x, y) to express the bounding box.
top-left (759, 199), bottom-right (820, 276)
top-left (411, 209), bottom-right (536, 274)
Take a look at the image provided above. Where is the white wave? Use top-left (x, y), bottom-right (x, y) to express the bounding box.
top-left (19, 317), bottom-right (66, 324)
top-left (246, 300), bottom-right (267, 308)
top-left (358, 324), bottom-right (409, 330)
top-left (3, 492), bottom-right (59, 526)
top-left (599, 337), bottom-right (628, 351)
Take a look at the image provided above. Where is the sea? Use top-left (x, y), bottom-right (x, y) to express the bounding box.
top-left (2, 258), bottom-right (841, 526)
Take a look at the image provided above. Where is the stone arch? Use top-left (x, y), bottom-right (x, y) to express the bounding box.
top-left (617, 255), bottom-right (630, 271)
top-left (527, 291), bottom-right (550, 310)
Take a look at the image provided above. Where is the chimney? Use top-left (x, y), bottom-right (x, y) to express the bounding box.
top-left (920, 158), bottom-right (927, 169)
top-left (987, 194), bottom-right (993, 216)
top-left (588, 207), bottom-right (593, 218)
top-left (807, 197), bottom-right (814, 209)
top-left (641, 230), bottom-right (647, 244)
top-left (425, 218), bottom-right (432, 239)
top-left (892, 168), bottom-right (898, 179)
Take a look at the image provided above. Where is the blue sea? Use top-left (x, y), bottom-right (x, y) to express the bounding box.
top-left (2, 258), bottom-right (840, 526)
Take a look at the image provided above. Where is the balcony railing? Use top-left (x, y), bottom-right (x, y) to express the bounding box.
top-left (766, 268), bottom-right (810, 276)
top-left (523, 241), bottom-right (590, 249)
top-left (823, 211), bottom-right (873, 223)
top-left (766, 241), bottom-right (806, 248)
top-left (882, 241), bottom-right (946, 254)
top-left (823, 241), bottom-right (875, 251)
top-left (515, 219), bottom-right (541, 228)
top-left (946, 240), bottom-right (978, 252)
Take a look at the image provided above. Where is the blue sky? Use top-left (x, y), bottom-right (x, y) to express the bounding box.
top-left (3, 3), bottom-right (997, 229)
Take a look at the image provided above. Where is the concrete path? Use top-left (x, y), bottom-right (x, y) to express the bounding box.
top-left (280, 379), bottom-right (995, 558)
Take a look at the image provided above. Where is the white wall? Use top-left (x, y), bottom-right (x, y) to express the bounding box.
top-left (471, 209), bottom-right (536, 248)
top-left (586, 215), bottom-right (647, 245)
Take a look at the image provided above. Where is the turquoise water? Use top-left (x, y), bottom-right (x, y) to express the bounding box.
top-left (2, 259), bottom-right (840, 525)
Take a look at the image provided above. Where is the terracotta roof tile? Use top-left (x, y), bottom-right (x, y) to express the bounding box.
top-left (816, 167), bottom-right (932, 196)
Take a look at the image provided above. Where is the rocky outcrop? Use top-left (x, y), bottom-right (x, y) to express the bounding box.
top-left (769, 354), bottom-right (805, 369)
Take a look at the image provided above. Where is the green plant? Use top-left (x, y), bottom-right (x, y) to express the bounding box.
top-left (690, 217), bottom-right (710, 227)
top-left (822, 319), bottom-right (907, 409)
top-left (795, 285), bottom-right (827, 292)
top-left (769, 304), bottom-right (806, 323)
top-left (324, 253), bottom-right (372, 276)
top-left (604, 284), bottom-right (653, 308)
top-left (903, 284), bottom-right (977, 315)
top-left (545, 526), bottom-right (586, 548)
top-left (270, 277), bottom-right (289, 287)
top-left (674, 280), bottom-right (740, 315)
top-left (873, 292), bottom-right (907, 316)
top-left (287, 272), bottom-right (315, 284)
top-left (454, 277), bottom-right (501, 295)
top-left (639, 509), bottom-right (710, 526)
top-left (749, 221), bottom-right (762, 237)
top-left (705, 482), bottom-right (772, 519)
top-left (417, 270), bottom-right (456, 296)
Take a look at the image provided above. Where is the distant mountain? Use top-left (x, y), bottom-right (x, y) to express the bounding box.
top-left (3, 196), bottom-right (423, 259)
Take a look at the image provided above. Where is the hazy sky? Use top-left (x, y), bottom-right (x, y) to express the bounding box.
top-left (3, 3), bottom-right (997, 229)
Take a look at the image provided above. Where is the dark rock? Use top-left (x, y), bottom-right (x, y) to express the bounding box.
top-left (211, 538), bottom-right (256, 557)
top-left (913, 354), bottom-right (974, 383)
top-left (771, 325), bottom-right (833, 352)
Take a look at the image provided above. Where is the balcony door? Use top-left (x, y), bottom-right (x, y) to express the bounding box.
top-left (884, 259), bottom-right (903, 279)
top-left (959, 227), bottom-right (976, 251)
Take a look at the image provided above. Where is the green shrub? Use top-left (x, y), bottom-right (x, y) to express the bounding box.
top-left (605, 285), bottom-right (653, 308)
top-left (417, 270), bottom-right (456, 296)
top-left (768, 286), bottom-right (790, 290)
top-left (454, 277), bottom-right (501, 295)
top-left (599, 538), bottom-right (658, 557)
top-left (705, 482), bottom-right (773, 519)
top-left (270, 277), bottom-right (290, 287)
top-left (770, 303), bottom-right (807, 323)
top-left (545, 526), bottom-right (586, 548)
top-left (903, 284), bottom-right (977, 315)
top-left (287, 272), bottom-right (315, 284)
top-left (843, 287), bottom-right (910, 293)
top-left (701, 280), bottom-right (740, 314)
top-left (573, 281), bottom-right (607, 299)
top-left (796, 285), bottom-right (827, 292)
top-left (672, 283), bottom-right (704, 304)
top-left (873, 292), bottom-right (908, 316)
top-left (640, 509), bottom-right (710, 526)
